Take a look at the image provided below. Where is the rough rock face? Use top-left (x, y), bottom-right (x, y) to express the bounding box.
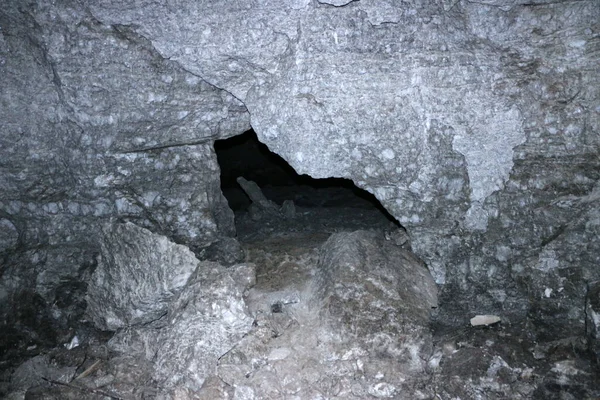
top-left (1, 0), bottom-right (599, 393)
top-left (215, 230), bottom-right (438, 399)
top-left (86, 222), bottom-right (200, 331)
top-left (1, 0), bottom-right (249, 357)
top-left (0, 0), bottom-right (249, 263)
top-left (83, 225), bottom-right (256, 394)
top-left (587, 280), bottom-right (600, 366)
top-left (79, 0), bottom-right (599, 340)
top-left (153, 262), bottom-right (255, 392)
top-left (105, 259), bottom-right (256, 395)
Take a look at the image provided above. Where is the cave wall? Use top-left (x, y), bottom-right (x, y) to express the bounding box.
top-left (0, 1), bottom-right (250, 306)
top-left (1, 0), bottom-right (599, 339)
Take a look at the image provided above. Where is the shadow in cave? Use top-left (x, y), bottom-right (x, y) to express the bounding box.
top-left (214, 130), bottom-right (401, 240)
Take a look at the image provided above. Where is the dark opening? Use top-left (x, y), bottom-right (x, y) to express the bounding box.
top-left (214, 130), bottom-right (401, 235)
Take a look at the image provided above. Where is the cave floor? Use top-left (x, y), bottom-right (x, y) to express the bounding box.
top-left (2, 205), bottom-right (599, 399)
top-left (232, 205), bottom-right (600, 400)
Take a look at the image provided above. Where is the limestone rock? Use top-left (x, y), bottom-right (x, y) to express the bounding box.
top-left (470, 315), bottom-right (501, 327)
top-left (586, 280), bottom-right (600, 366)
top-left (81, 0), bottom-right (600, 342)
top-left (218, 230), bottom-right (438, 399)
top-left (86, 222), bottom-right (199, 331)
top-left (0, 0), bottom-right (598, 383)
top-left (1, 0), bottom-right (248, 266)
top-left (153, 263), bottom-right (255, 392)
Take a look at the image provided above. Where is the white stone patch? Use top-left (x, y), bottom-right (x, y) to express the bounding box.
top-left (295, 152), bottom-right (304, 163)
top-left (117, 166), bottom-right (131, 176)
top-left (568, 39), bottom-right (586, 48)
top-left (115, 198), bottom-right (130, 213)
top-left (267, 347), bottom-right (291, 361)
top-left (470, 315), bottom-right (501, 326)
top-left (368, 382), bottom-right (396, 398)
top-left (551, 360), bottom-right (583, 376)
top-left (372, 186), bottom-right (395, 201)
top-left (536, 249), bottom-right (560, 272)
top-left (64, 335), bottom-right (80, 350)
top-left (142, 191), bottom-right (160, 207)
top-left (464, 201), bottom-right (489, 231)
top-left (380, 148), bottom-right (395, 160)
top-left (591, 309), bottom-right (600, 327)
top-left (185, 75), bottom-right (201, 85)
top-left (288, 0), bottom-right (311, 9)
top-left (94, 202), bottom-right (111, 216)
top-left (94, 174), bottom-right (115, 188)
top-left (495, 245), bottom-right (512, 262)
top-left (544, 288), bottom-right (553, 298)
top-left (148, 92), bottom-right (167, 102)
top-left (453, 106), bottom-right (525, 231)
top-left (428, 350), bottom-right (443, 370)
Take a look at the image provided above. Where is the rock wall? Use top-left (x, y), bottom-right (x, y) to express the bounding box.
top-left (1, 0), bottom-right (599, 342)
top-left (0, 1), bottom-right (249, 254)
top-left (0, 1), bottom-right (250, 331)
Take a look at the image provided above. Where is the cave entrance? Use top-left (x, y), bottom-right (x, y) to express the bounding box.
top-left (214, 129), bottom-right (402, 242)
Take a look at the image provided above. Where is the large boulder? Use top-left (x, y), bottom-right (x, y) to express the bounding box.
top-left (216, 230), bottom-right (438, 399)
top-left (86, 222), bottom-right (200, 331)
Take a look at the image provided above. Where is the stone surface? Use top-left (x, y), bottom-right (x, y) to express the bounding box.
top-left (1, 0), bottom-right (599, 396)
top-left (429, 324), bottom-right (600, 400)
top-left (79, 0), bottom-right (600, 341)
top-left (105, 261), bottom-right (255, 395)
top-left (587, 280), bottom-right (600, 366)
top-left (153, 262), bottom-right (255, 393)
top-left (86, 222), bottom-right (199, 331)
top-left (216, 230), bottom-right (438, 399)
top-left (0, 0), bottom-right (249, 282)
top-left (1, 1), bottom-right (250, 365)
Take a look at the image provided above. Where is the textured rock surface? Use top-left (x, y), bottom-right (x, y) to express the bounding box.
top-left (587, 280), bottom-right (600, 366)
top-left (86, 222), bottom-right (200, 331)
top-left (1, 0), bottom-right (599, 395)
top-left (79, 0), bottom-right (600, 340)
top-left (153, 262), bottom-right (255, 392)
top-left (0, 0), bottom-right (249, 264)
top-left (105, 261), bottom-right (255, 395)
top-left (1, 0), bottom-right (249, 361)
top-left (216, 230), bottom-right (438, 399)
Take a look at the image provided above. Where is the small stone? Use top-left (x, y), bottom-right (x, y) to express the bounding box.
top-left (470, 315), bottom-right (501, 327)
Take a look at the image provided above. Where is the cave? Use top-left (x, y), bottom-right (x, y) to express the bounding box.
top-left (214, 129), bottom-right (401, 233)
top-left (1, 0), bottom-right (599, 398)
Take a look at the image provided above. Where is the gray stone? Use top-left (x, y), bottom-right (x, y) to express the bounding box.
top-left (78, 0), bottom-right (599, 342)
top-left (281, 199), bottom-right (296, 219)
top-left (218, 230), bottom-right (438, 399)
top-left (0, 0), bottom-right (248, 275)
top-left (153, 262), bottom-right (255, 392)
top-left (236, 177), bottom-right (281, 216)
top-left (1, 0), bottom-right (599, 395)
top-left (86, 222), bottom-right (199, 331)
top-left (0, 217), bottom-right (19, 252)
top-left (586, 280), bottom-right (600, 366)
